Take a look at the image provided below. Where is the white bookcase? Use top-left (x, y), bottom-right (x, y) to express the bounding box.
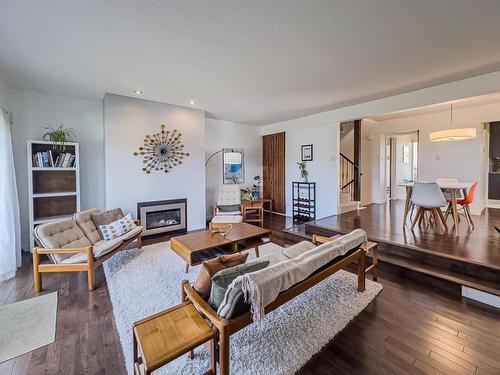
top-left (27, 140), bottom-right (80, 250)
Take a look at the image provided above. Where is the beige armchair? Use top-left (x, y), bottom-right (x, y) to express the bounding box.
top-left (33, 208), bottom-right (143, 292)
top-left (210, 184), bottom-right (243, 228)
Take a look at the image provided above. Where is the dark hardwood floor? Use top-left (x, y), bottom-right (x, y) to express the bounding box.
top-left (303, 200), bottom-right (500, 270)
top-left (1, 213), bottom-right (499, 375)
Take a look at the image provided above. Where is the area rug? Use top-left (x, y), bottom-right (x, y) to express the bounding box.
top-left (104, 242), bottom-right (383, 374)
top-left (0, 292), bottom-right (57, 363)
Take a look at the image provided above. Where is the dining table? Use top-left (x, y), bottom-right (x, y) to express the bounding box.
top-left (400, 181), bottom-right (475, 236)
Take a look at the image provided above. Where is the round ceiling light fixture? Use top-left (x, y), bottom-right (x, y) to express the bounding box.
top-left (188, 99), bottom-right (196, 105)
top-left (429, 103), bottom-right (477, 142)
top-left (133, 89), bottom-right (143, 95)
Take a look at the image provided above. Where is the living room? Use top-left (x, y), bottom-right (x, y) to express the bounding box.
top-left (1, 2), bottom-right (500, 375)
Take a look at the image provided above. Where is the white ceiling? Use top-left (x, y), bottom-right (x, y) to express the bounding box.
top-left (2, 1), bottom-right (500, 125)
top-left (368, 92), bottom-right (500, 121)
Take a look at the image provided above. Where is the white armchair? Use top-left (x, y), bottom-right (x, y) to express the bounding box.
top-left (210, 184), bottom-right (243, 226)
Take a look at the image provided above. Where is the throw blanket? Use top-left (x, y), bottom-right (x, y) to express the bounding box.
top-left (231, 229), bottom-right (367, 324)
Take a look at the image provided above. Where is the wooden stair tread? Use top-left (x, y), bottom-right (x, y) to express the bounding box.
top-left (378, 252), bottom-right (500, 297)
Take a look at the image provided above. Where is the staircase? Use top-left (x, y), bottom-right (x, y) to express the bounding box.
top-left (339, 152), bottom-right (360, 213)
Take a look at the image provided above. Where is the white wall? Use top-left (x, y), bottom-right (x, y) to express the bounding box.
top-left (360, 101), bottom-right (500, 214)
top-left (205, 119), bottom-right (262, 218)
top-left (0, 75), bottom-right (10, 110)
top-left (104, 94), bottom-right (206, 230)
top-left (11, 89), bottom-right (104, 251)
top-left (285, 123), bottom-right (340, 218)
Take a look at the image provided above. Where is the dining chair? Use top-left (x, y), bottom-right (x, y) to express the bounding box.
top-left (444, 181), bottom-right (478, 231)
top-left (436, 178), bottom-right (461, 200)
top-left (411, 182), bottom-right (448, 233)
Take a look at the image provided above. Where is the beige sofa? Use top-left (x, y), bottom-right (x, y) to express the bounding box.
top-left (33, 208), bottom-right (143, 292)
top-left (182, 229), bottom-right (367, 375)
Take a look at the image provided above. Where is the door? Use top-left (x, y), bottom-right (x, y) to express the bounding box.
top-left (263, 132), bottom-right (285, 214)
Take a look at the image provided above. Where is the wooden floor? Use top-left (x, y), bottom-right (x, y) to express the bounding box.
top-left (303, 200), bottom-right (500, 270)
top-left (1, 213), bottom-right (499, 375)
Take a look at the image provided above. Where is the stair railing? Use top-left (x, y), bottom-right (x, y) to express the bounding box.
top-left (340, 153), bottom-right (360, 201)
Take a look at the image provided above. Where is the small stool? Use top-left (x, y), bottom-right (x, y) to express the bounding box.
top-left (133, 302), bottom-right (216, 375)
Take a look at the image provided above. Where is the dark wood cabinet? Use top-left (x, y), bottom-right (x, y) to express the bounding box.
top-left (488, 173), bottom-right (500, 200)
top-left (490, 122), bottom-right (500, 158)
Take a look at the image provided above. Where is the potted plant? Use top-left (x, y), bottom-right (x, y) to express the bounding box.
top-left (297, 162), bottom-right (308, 182)
top-left (42, 125), bottom-right (76, 152)
top-left (252, 175), bottom-right (262, 200)
top-left (240, 187), bottom-right (255, 205)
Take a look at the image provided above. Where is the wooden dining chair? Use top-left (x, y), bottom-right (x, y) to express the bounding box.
top-left (444, 181), bottom-right (478, 231)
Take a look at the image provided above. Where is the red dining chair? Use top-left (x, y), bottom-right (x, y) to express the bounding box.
top-left (444, 181), bottom-right (478, 231)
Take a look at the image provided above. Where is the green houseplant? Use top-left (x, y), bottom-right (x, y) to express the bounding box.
top-left (42, 125), bottom-right (76, 152)
top-left (252, 175), bottom-right (262, 200)
top-left (297, 162), bottom-right (308, 182)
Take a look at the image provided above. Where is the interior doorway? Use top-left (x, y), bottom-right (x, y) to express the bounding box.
top-left (386, 131), bottom-right (419, 200)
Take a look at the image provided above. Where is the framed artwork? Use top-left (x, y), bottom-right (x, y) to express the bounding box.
top-left (301, 144), bottom-right (313, 161)
top-left (223, 148), bottom-right (244, 184)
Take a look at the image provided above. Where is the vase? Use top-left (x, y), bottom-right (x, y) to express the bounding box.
top-left (252, 191), bottom-right (260, 200)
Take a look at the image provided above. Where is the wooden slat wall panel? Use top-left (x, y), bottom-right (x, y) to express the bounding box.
top-left (263, 132), bottom-right (285, 214)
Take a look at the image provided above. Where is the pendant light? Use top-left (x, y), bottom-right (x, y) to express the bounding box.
top-left (429, 103), bottom-right (477, 142)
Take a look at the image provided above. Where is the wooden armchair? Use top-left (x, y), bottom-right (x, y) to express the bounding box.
top-left (33, 209), bottom-right (143, 292)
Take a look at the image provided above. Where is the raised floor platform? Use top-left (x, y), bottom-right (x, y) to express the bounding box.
top-left (284, 200), bottom-right (500, 296)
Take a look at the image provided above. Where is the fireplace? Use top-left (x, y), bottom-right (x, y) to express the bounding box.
top-left (137, 199), bottom-right (187, 237)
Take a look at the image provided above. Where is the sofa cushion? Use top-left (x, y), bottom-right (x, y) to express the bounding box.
top-left (211, 215), bottom-right (243, 224)
top-left (99, 213), bottom-right (137, 241)
top-left (90, 208), bottom-right (124, 239)
top-left (208, 260), bottom-right (269, 310)
top-left (216, 211), bottom-right (242, 216)
top-left (118, 225), bottom-right (143, 241)
top-left (34, 219), bottom-right (92, 263)
top-left (74, 208), bottom-right (102, 245)
top-left (283, 240), bottom-right (316, 259)
top-left (60, 237), bottom-right (123, 264)
top-left (193, 253), bottom-right (249, 298)
top-left (256, 252), bottom-right (289, 266)
top-left (218, 204), bottom-right (240, 212)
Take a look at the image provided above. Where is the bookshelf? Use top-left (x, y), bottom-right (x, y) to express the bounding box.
top-left (27, 140), bottom-right (80, 250)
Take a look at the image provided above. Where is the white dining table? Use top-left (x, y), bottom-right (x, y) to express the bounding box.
top-left (399, 181), bottom-right (474, 236)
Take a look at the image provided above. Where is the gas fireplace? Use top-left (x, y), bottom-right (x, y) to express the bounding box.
top-left (137, 199), bottom-right (187, 236)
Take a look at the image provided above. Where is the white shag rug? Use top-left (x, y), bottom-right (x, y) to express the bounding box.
top-left (0, 292), bottom-right (57, 363)
top-left (104, 242), bottom-right (383, 375)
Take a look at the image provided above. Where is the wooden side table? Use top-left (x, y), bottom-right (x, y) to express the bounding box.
top-left (242, 202), bottom-right (264, 227)
top-left (133, 302), bottom-right (216, 375)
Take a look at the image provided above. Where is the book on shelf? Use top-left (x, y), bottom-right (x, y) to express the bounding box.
top-left (32, 151), bottom-right (76, 168)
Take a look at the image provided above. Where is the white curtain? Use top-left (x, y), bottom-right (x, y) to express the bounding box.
top-left (0, 109), bottom-right (21, 281)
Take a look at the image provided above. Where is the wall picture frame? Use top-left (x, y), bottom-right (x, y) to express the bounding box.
top-left (301, 144), bottom-right (313, 161)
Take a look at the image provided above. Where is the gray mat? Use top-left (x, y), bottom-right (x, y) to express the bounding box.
top-left (0, 292), bottom-right (57, 363)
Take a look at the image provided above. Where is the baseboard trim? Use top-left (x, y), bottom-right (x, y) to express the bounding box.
top-left (462, 286), bottom-right (500, 309)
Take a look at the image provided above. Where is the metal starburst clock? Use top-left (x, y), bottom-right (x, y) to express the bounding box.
top-left (133, 124), bottom-right (190, 174)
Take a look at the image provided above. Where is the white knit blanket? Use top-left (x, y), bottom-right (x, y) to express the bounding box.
top-left (231, 229), bottom-right (367, 323)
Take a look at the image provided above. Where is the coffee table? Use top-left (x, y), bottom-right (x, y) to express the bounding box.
top-left (170, 223), bottom-right (272, 273)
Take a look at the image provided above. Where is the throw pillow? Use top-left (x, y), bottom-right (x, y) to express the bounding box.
top-left (193, 253), bottom-right (248, 298)
top-left (91, 208), bottom-right (125, 239)
top-left (218, 204), bottom-right (240, 212)
top-left (208, 260), bottom-right (270, 310)
top-left (99, 213), bottom-right (137, 241)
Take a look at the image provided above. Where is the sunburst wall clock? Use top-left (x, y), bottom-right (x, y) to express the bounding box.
top-left (133, 124), bottom-right (190, 174)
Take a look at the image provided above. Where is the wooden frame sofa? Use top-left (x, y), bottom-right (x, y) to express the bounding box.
top-left (181, 231), bottom-right (366, 375)
top-left (33, 208), bottom-right (143, 292)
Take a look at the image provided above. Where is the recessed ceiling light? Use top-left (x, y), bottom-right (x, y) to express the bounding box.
top-left (133, 89), bottom-right (143, 95)
top-left (189, 99), bottom-right (196, 105)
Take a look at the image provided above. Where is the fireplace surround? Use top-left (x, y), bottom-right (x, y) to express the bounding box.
top-left (137, 199), bottom-right (187, 237)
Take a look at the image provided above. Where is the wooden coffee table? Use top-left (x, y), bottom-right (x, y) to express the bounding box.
top-left (170, 223), bottom-right (272, 272)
